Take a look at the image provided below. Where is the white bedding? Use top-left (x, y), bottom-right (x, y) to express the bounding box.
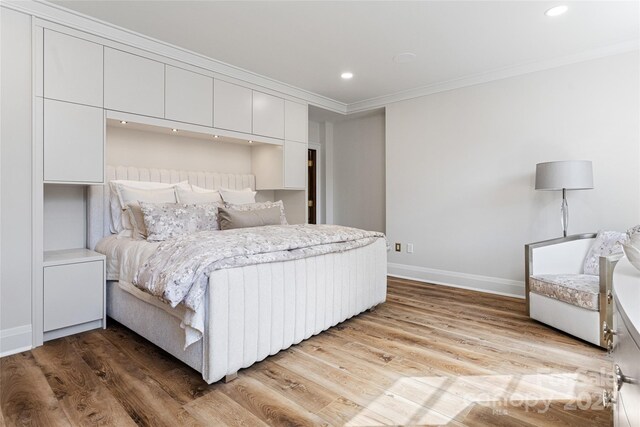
top-left (95, 235), bottom-right (205, 348)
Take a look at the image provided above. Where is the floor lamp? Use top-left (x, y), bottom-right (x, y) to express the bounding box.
top-left (535, 160), bottom-right (594, 237)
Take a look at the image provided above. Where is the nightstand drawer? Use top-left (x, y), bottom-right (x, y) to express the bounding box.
top-left (44, 260), bottom-right (104, 332)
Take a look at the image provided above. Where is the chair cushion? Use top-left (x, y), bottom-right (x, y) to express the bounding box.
top-left (529, 274), bottom-right (600, 311)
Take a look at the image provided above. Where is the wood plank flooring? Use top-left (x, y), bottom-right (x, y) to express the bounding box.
top-left (0, 278), bottom-right (612, 426)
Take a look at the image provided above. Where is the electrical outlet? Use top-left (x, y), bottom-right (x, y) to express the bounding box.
top-left (395, 243), bottom-right (401, 252)
top-left (407, 243), bottom-right (414, 253)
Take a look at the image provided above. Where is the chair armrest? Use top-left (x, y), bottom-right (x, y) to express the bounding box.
top-left (598, 253), bottom-right (622, 297)
top-left (598, 253), bottom-right (622, 347)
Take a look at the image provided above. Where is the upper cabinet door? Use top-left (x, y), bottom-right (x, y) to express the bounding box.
top-left (213, 80), bottom-right (252, 134)
top-left (44, 99), bottom-right (104, 184)
top-left (104, 48), bottom-right (164, 117)
top-left (252, 91), bottom-right (284, 139)
top-left (285, 101), bottom-right (308, 143)
top-left (44, 30), bottom-right (103, 108)
top-left (165, 65), bottom-right (213, 126)
top-left (283, 140), bottom-right (307, 189)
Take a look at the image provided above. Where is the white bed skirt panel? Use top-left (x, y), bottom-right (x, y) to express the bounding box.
top-left (107, 238), bottom-right (387, 384)
top-left (107, 281), bottom-right (204, 371)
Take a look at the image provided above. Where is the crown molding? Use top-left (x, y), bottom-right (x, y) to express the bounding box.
top-left (3, 0), bottom-right (636, 116)
top-left (1, 0), bottom-right (348, 114)
top-left (347, 39), bottom-right (639, 113)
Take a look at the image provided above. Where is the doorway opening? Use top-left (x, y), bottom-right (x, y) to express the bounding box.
top-left (308, 148), bottom-right (317, 224)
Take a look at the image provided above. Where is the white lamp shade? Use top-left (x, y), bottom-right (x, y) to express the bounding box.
top-left (535, 160), bottom-right (594, 190)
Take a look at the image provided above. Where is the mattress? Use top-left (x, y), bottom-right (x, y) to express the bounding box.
top-left (95, 234), bottom-right (159, 281)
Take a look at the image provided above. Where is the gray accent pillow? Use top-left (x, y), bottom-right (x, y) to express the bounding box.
top-left (140, 202), bottom-right (221, 242)
top-left (224, 200), bottom-right (288, 225)
top-left (218, 206), bottom-right (282, 230)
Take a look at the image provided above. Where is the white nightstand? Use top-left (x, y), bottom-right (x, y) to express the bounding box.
top-left (43, 248), bottom-right (106, 341)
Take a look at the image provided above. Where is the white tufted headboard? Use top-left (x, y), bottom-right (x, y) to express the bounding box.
top-left (87, 165), bottom-right (256, 249)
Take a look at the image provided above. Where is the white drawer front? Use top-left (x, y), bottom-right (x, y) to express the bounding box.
top-left (44, 261), bottom-right (104, 332)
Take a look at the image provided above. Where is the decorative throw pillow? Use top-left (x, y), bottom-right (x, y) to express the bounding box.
top-left (627, 225), bottom-right (640, 247)
top-left (176, 186), bottom-right (223, 204)
top-left (225, 200), bottom-right (288, 225)
top-left (218, 205), bottom-right (282, 230)
top-left (117, 186), bottom-right (178, 231)
top-left (109, 180), bottom-right (183, 233)
top-left (583, 230), bottom-right (628, 275)
top-left (219, 187), bottom-right (257, 205)
top-left (140, 202), bottom-right (221, 242)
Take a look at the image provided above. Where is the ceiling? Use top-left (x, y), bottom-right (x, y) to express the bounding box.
top-left (52, 1), bottom-right (639, 106)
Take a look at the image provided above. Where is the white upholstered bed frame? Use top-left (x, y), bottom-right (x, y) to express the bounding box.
top-left (88, 166), bottom-right (388, 384)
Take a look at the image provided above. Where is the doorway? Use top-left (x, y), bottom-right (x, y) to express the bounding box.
top-left (308, 148), bottom-right (317, 224)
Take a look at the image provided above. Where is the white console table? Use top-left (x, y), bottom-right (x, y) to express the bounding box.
top-left (608, 257), bottom-right (640, 427)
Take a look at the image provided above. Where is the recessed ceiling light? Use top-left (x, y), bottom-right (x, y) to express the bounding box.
top-left (341, 72), bottom-right (354, 80)
top-left (545, 5), bottom-right (568, 17)
top-left (120, 120), bottom-right (127, 124)
top-left (248, 140), bottom-right (253, 144)
top-left (171, 128), bottom-right (178, 132)
top-left (393, 52), bottom-right (417, 63)
top-left (213, 135), bottom-right (219, 139)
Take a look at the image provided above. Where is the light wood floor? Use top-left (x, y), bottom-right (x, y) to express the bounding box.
top-left (1, 278), bottom-right (612, 426)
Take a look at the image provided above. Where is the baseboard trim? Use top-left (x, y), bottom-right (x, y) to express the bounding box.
top-left (0, 325), bottom-right (33, 357)
top-left (388, 262), bottom-right (525, 299)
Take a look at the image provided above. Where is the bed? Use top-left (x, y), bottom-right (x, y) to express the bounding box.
top-left (88, 166), bottom-right (388, 384)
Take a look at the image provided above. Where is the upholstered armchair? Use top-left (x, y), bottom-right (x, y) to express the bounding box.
top-left (525, 233), bottom-right (623, 348)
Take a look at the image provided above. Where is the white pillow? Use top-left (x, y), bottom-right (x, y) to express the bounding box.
top-left (219, 187), bottom-right (257, 205)
top-left (176, 185), bottom-right (223, 204)
top-left (108, 180), bottom-right (186, 233)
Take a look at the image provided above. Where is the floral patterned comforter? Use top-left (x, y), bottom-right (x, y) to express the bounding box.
top-left (134, 224), bottom-right (385, 313)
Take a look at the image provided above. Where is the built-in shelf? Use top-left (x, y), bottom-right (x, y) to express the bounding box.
top-left (43, 248), bottom-right (105, 267)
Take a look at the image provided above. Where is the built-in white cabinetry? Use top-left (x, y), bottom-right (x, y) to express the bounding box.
top-left (252, 91), bottom-right (285, 139)
top-left (285, 100), bottom-right (308, 143)
top-left (251, 139), bottom-right (306, 190)
top-left (43, 99), bottom-right (104, 183)
top-left (284, 140), bottom-right (307, 189)
top-left (165, 65), bottom-right (213, 126)
top-left (104, 48), bottom-right (165, 117)
top-left (213, 80), bottom-right (252, 133)
top-left (251, 99), bottom-right (308, 190)
top-left (43, 250), bottom-right (105, 341)
top-left (44, 29), bottom-right (103, 107)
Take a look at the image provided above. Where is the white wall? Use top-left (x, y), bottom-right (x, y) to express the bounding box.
top-left (333, 111), bottom-right (386, 232)
top-left (1, 8), bottom-right (33, 355)
top-left (107, 126), bottom-right (252, 173)
top-left (386, 52), bottom-right (640, 297)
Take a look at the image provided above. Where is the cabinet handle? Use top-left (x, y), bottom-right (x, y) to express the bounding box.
top-left (615, 364), bottom-right (636, 391)
top-left (602, 389), bottom-right (616, 408)
top-left (603, 321), bottom-right (617, 340)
